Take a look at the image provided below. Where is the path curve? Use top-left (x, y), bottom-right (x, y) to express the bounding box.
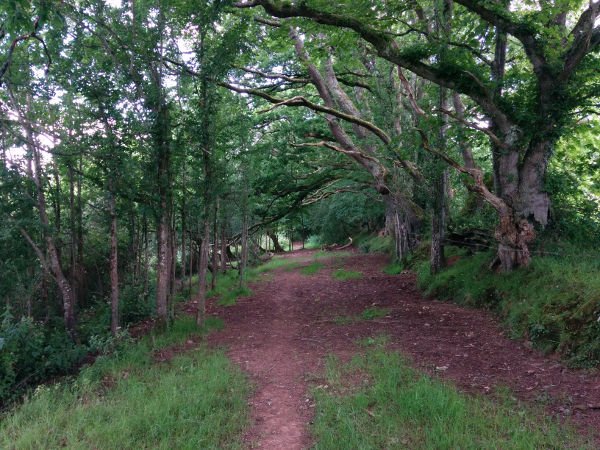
top-left (205, 250), bottom-right (600, 449)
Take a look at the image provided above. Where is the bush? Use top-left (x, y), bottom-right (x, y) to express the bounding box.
top-left (355, 234), bottom-right (394, 255)
top-left (120, 283), bottom-right (154, 325)
top-left (0, 309), bottom-right (87, 404)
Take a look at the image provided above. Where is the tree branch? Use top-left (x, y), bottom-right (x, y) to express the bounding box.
top-left (246, 0), bottom-right (513, 134)
top-left (19, 228), bottom-right (54, 279)
top-left (452, 0), bottom-right (546, 70)
top-left (220, 82), bottom-right (391, 144)
top-left (561, 2), bottom-right (600, 82)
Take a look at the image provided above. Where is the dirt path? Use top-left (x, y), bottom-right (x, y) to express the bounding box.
top-left (205, 250), bottom-right (600, 449)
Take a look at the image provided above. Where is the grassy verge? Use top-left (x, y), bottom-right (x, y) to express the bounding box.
top-left (0, 317), bottom-right (250, 449)
top-left (334, 307), bottom-right (390, 325)
top-left (312, 347), bottom-right (593, 449)
top-left (205, 271), bottom-right (252, 307)
top-left (416, 249), bottom-right (600, 367)
top-left (383, 262), bottom-right (404, 275)
top-left (333, 268), bottom-right (363, 281)
top-left (301, 262), bottom-right (325, 275)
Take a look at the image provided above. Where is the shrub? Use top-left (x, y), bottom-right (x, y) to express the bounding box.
top-left (0, 309), bottom-right (87, 404)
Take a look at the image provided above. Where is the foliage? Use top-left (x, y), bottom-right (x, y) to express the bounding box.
top-left (383, 262), bottom-right (404, 275)
top-left (355, 234), bottom-right (394, 255)
top-left (546, 119), bottom-right (600, 246)
top-left (0, 317), bottom-right (248, 449)
top-left (312, 348), bottom-right (593, 449)
top-left (307, 193), bottom-right (384, 245)
top-left (206, 271), bottom-right (253, 307)
top-left (0, 309), bottom-right (87, 405)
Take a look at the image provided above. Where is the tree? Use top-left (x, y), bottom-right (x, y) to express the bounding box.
top-left (239, 0), bottom-right (600, 270)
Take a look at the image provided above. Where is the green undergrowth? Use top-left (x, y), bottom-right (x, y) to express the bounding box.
top-left (313, 250), bottom-right (353, 260)
top-left (0, 316), bottom-right (249, 449)
top-left (334, 307), bottom-right (390, 325)
top-left (207, 271), bottom-right (253, 307)
top-left (333, 268), bottom-right (363, 281)
top-left (416, 249), bottom-right (600, 367)
top-left (383, 262), bottom-right (404, 275)
top-left (251, 257), bottom-right (300, 273)
top-left (355, 234), bottom-right (394, 255)
top-left (312, 347), bottom-right (593, 449)
top-left (361, 307), bottom-right (390, 320)
top-left (301, 262), bottom-right (325, 275)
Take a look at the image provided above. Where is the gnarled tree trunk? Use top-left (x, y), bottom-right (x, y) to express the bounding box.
top-left (267, 230), bottom-right (285, 253)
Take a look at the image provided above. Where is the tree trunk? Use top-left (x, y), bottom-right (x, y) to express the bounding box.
top-left (267, 230), bottom-right (285, 253)
top-left (156, 211), bottom-right (171, 328)
top-left (142, 214), bottom-right (150, 299)
top-left (220, 224), bottom-right (228, 273)
top-left (239, 204), bottom-right (249, 288)
top-left (430, 85), bottom-right (450, 275)
top-left (492, 202), bottom-right (536, 271)
top-left (384, 194), bottom-right (419, 261)
top-left (109, 189), bottom-right (119, 336)
top-left (16, 91), bottom-right (77, 340)
top-left (430, 171), bottom-right (447, 275)
top-left (181, 204), bottom-right (186, 282)
top-left (196, 219), bottom-right (210, 327)
top-left (211, 199), bottom-right (219, 290)
top-left (153, 90), bottom-right (172, 328)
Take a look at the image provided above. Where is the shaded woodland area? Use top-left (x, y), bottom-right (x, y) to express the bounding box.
top-left (1, 0), bottom-right (599, 405)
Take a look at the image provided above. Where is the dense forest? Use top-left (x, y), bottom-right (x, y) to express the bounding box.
top-left (1, 0), bottom-right (599, 424)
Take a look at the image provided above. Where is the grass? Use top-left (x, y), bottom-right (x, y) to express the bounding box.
top-left (333, 307), bottom-right (389, 325)
top-left (251, 257), bottom-right (301, 273)
top-left (312, 347), bottom-right (594, 450)
top-left (304, 235), bottom-right (323, 249)
top-left (383, 262), bottom-right (404, 275)
top-left (416, 248), bottom-right (600, 367)
top-left (0, 317), bottom-right (250, 449)
top-left (356, 334), bottom-right (390, 347)
top-left (332, 268), bottom-right (363, 281)
top-left (333, 315), bottom-right (355, 325)
top-left (360, 307), bottom-right (389, 320)
top-left (206, 271), bottom-right (253, 307)
top-left (300, 262), bottom-right (325, 275)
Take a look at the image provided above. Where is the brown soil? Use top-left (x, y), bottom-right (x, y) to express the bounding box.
top-left (197, 249), bottom-right (600, 449)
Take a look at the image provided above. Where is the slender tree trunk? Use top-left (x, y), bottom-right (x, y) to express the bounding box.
top-left (153, 92), bottom-right (172, 328)
top-left (430, 86), bottom-right (449, 275)
top-left (109, 188), bottom-right (119, 336)
top-left (170, 211), bottom-right (176, 299)
top-left (239, 196), bottom-right (249, 288)
top-left (188, 230), bottom-right (194, 292)
top-left (181, 204), bottom-right (186, 284)
top-left (220, 223), bottom-right (227, 273)
top-left (211, 199), bottom-right (219, 290)
top-left (430, 171), bottom-right (447, 274)
top-left (196, 218), bottom-right (210, 327)
top-left (51, 162), bottom-right (61, 236)
top-left (156, 212), bottom-right (171, 327)
top-left (142, 214), bottom-right (150, 298)
top-left (15, 91), bottom-right (77, 340)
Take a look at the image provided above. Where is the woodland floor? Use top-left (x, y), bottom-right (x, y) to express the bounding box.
top-left (188, 248), bottom-right (600, 449)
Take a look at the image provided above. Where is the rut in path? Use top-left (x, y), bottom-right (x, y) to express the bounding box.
top-left (205, 249), bottom-right (600, 449)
